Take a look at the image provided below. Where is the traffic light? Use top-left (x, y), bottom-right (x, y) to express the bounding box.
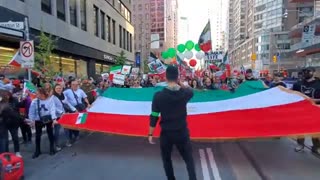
top-left (273, 56), bottom-right (277, 63)
top-left (251, 53), bottom-right (257, 61)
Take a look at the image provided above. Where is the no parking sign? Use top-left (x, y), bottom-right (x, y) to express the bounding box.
top-left (20, 40), bottom-right (34, 68)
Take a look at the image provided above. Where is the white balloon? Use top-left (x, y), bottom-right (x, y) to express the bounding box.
top-left (215, 71), bottom-right (223, 77)
top-left (177, 53), bottom-right (185, 60)
top-left (195, 51), bottom-right (204, 59)
top-left (184, 51), bottom-right (193, 59)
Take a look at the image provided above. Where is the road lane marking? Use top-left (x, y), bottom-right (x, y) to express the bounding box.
top-left (199, 149), bottom-right (211, 180)
top-left (206, 148), bottom-right (222, 180)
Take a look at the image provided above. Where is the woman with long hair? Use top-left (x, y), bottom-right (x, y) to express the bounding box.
top-left (29, 87), bottom-right (57, 158)
top-left (52, 84), bottom-right (76, 149)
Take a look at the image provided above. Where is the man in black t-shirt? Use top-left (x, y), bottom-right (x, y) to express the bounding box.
top-left (148, 65), bottom-right (197, 180)
top-left (292, 67), bottom-right (320, 154)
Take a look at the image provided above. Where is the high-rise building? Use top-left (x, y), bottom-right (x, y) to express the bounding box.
top-left (228, 0), bottom-right (311, 72)
top-left (229, 0), bottom-right (254, 69)
top-left (209, 0), bottom-right (228, 51)
top-left (0, 0), bottom-right (134, 78)
top-left (132, 0), bottom-right (178, 67)
top-left (228, 0), bottom-right (235, 51)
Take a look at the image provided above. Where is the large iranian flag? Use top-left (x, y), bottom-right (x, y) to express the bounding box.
top-left (59, 81), bottom-right (320, 140)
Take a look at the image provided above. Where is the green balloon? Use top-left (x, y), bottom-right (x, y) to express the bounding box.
top-left (195, 44), bottom-right (201, 51)
top-left (167, 48), bottom-right (177, 58)
top-left (161, 51), bottom-right (169, 59)
top-left (177, 44), bottom-right (186, 53)
top-left (185, 40), bottom-right (195, 51)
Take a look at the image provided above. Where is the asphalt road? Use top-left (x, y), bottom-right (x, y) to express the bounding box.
top-left (13, 133), bottom-right (320, 180)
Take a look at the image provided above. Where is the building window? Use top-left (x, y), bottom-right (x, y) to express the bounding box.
top-left (129, 34), bottom-right (132, 52)
top-left (112, 20), bottom-right (116, 45)
top-left (126, 31), bottom-right (129, 51)
top-left (80, 0), bottom-right (87, 31)
top-left (100, 11), bottom-right (106, 40)
top-left (119, 25), bottom-right (122, 48)
top-left (76, 59), bottom-right (88, 78)
top-left (107, 16), bottom-right (111, 42)
top-left (93, 5), bottom-right (99, 37)
top-left (69, 0), bottom-right (77, 26)
top-left (123, 28), bottom-right (126, 49)
top-left (41, 0), bottom-right (51, 14)
top-left (57, 0), bottom-right (66, 21)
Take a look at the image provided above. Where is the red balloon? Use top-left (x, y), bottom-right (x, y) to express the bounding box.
top-left (189, 59), bottom-right (197, 67)
top-left (226, 64), bottom-right (231, 70)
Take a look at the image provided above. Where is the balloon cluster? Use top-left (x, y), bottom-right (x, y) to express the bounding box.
top-left (161, 40), bottom-right (206, 67)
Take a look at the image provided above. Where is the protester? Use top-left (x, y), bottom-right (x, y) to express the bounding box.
top-left (293, 67), bottom-right (320, 154)
top-left (245, 69), bottom-right (257, 81)
top-left (81, 79), bottom-right (96, 104)
top-left (63, 79), bottom-right (91, 142)
top-left (0, 89), bottom-right (20, 154)
top-left (270, 73), bottom-right (287, 88)
top-left (29, 87), bottom-right (57, 158)
top-left (53, 84), bottom-right (76, 148)
top-left (18, 92), bottom-right (32, 144)
top-left (6, 90), bottom-right (22, 157)
top-left (148, 65), bottom-right (197, 180)
top-left (203, 77), bottom-right (215, 90)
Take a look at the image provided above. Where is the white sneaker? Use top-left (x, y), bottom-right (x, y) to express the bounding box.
top-left (65, 142), bottom-right (72, 147)
top-left (295, 145), bottom-right (304, 152)
top-left (15, 152), bottom-right (22, 157)
top-left (56, 146), bottom-right (62, 151)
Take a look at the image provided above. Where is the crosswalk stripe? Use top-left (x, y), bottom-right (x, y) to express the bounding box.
top-left (199, 149), bottom-right (211, 180)
top-left (206, 148), bottom-right (222, 180)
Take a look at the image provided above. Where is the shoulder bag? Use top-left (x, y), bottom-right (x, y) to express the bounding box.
top-left (37, 99), bottom-right (52, 124)
top-left (72, 90), bottom-right (86, 112)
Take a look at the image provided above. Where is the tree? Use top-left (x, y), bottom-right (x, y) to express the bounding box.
top-left (143, 59), bottom-right (150, 74)
top-left (115, 50), bottom-right (126, 66)
top-left (35, 30), bottom-right (58, 77)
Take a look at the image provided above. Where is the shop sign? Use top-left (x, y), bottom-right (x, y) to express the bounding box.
top-left (0, 21), bottom-right (24, 30)
top-left (103, 54), bottom-right (115, 62)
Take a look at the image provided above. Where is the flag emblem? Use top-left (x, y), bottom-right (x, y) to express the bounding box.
top-left (76, 113), bottom-right (88, 124)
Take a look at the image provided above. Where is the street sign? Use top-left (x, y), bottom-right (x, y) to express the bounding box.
top-left (20, 40), bottom-right (34, 68)
top-left (0, 21), bottom-right (24, 30)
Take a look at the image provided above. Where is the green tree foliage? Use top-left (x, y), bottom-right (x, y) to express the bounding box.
top-left (143, 59), bottom-right (149, 74)
top-left (35, 30), bottom-right (58, 77)
top-left (115, 50), bottom-right (126, 66)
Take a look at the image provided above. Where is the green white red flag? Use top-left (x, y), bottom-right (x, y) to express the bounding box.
top-left (59, 81), bottom-right (320, 140)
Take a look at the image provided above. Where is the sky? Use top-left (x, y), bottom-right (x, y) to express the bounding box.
top-left (177, 0), bottom-right (214, 44)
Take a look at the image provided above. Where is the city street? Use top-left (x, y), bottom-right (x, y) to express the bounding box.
top-left (16, 133), bottom-right (320, 180)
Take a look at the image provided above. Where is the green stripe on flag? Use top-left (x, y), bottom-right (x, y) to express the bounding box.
top-left (101, 81), bottom-right (267, 102)
top-left (151, 111), bottom-right (160, 117)
top-left (76, 113), bottom-right (88, 124)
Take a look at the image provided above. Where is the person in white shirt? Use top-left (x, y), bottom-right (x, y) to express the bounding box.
top-left (29, 87), bottom-right (57, 159)
top-left (63, 80), bottom-right (91, 141)
top-left (63, 80), bottom-right (91, 110)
